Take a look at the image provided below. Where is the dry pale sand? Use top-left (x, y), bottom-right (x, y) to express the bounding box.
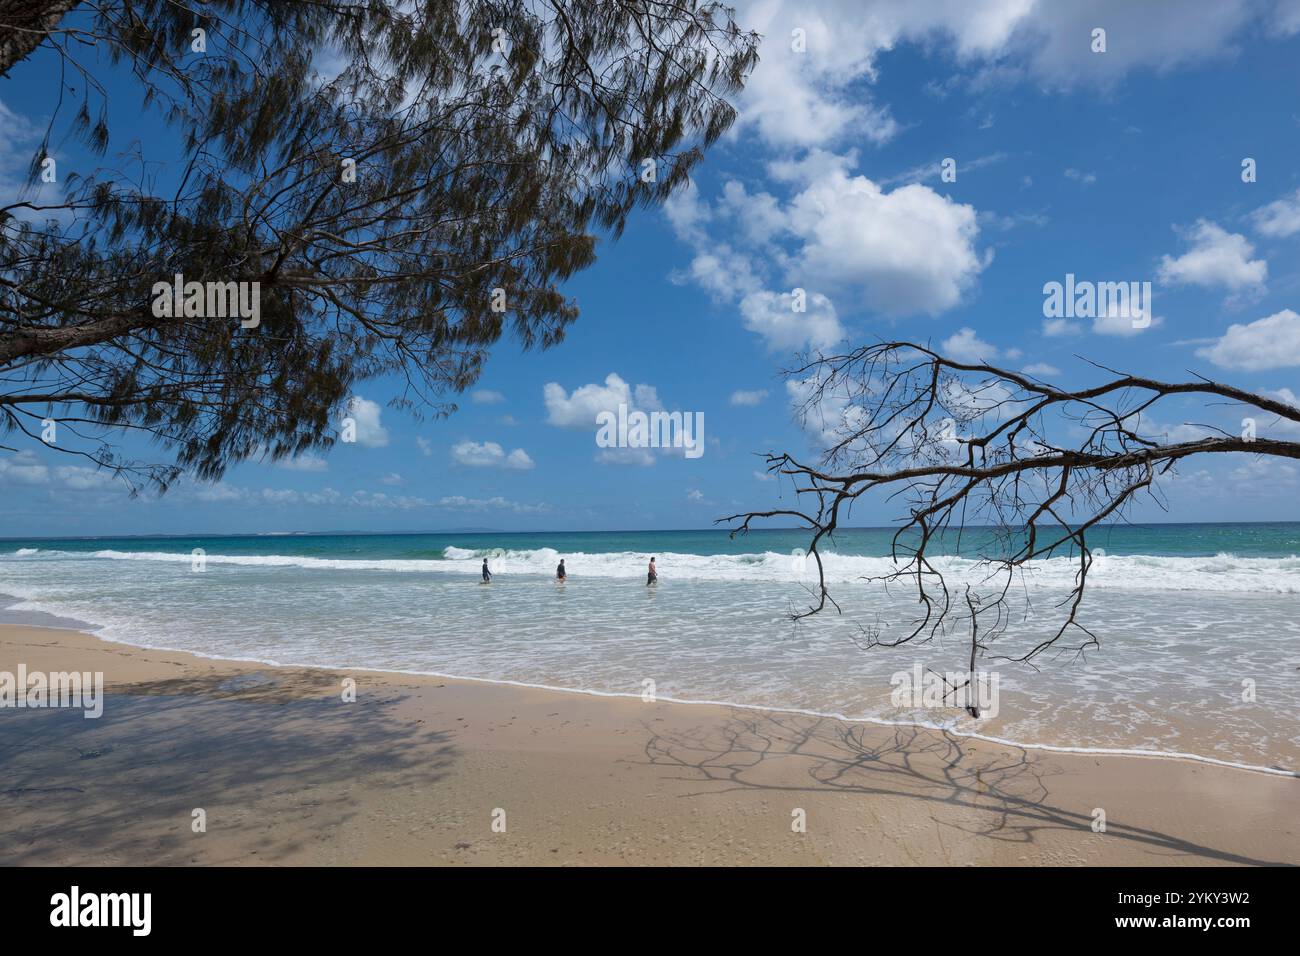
top-left (0, 623), bottom-right (1295, 866)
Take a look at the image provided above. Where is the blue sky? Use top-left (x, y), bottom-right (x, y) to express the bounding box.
top-left (5, 0), bottom-right (1300, 536)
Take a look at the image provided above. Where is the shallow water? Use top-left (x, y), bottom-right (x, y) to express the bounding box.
top-left (1, 526), bottom-right (1297, 772)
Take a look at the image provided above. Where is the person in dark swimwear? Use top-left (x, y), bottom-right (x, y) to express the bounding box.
top-left (646, 556), bottom-right (657, 586)
top-left (556, 558), bottom-right (566, 581)
top-left (481, 558), bottom-right (491, 582)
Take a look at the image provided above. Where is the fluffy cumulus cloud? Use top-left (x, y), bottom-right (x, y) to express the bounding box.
top-left (783, 169), bottom-right (985, 315)
top-left (1091, 305), bottom-right (1164, 337)
top-left (1157, 221), bottom-right (1267, 294)
top-left (344, 396), bottom-right (389, 447)
top-left (730, 0), bottom-right (1032, 149)
top-left (543, 373), bottom-right (662, 428)
top-left (739, 289), bottom-right (842, 351)
top-left (665, 153), bottom-right (985, 349)
top-left (1251, 188), bottom-right (1300, 238)
top-left (450, 440), bottom-right (534, 470)
top-left (1195, 309), bottom-right (1300, 370)
top-left (544, 373), bottom-right (701, 466)
top-left (940, 327), bottom-right (1002, 363)
top-left (727, 1), bottom-right (1291, 154)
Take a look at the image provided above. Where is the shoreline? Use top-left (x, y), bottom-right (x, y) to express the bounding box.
top-left (2, 623), bottom-right (1297, 865)
top-left (3, 597), bottom-right (1295, 780)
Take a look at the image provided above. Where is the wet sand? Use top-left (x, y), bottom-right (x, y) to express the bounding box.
top-left (0, 624), bottom-right (1295, 865)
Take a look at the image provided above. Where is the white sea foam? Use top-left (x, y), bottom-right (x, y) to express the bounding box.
top-left (2, 542), bottom-right (1298, 773)
top-left (13, 545), bottom-right (1300, 593)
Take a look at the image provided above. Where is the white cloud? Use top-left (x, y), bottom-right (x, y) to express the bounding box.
top-left (0, 99), bottom-right (63, 223)
top-left (544, 374), bottom-right (699, 466)
top-left (1021, 362), bottom-right (1061, 377)
top-left (662, 179), bottom-right (712, 245)
top-left (1124, 411), bottom-right (1216, 445)
top-left (471, 389), bottom-right (506, 405)
top-left (346, 490), bottom-right (430, 509)
top-left (194, 482), bottom-right (246, 503)
top-left (1042, 318), bottom-right (1080, 337)
top-left (785, 374), bottom-right (867, 451)
top-left (416, 437), bottom-right (433, 456)
top-left (543, 373), bottom-right (661, 428)
top-left (1275, 0), bottom-right (1300, 33)
top-left (0, 451), bottom-right (116, 491)
top-left (505, 449), bottom-right (534, 470)
top-left (666, 154), bottom-right (985, 348)
top-left (675, 245), bottom-right (762, 302)
top-left (1268, 386), bottom-right (1300, 406)
top-left (739, 289), bottom-right (843, 351)
top-left (730, 389), bottom-right (770, 406)
top-left (1251, 188), bottom-right (1300, 238)
top-left (1157, 220), bottom-right (1267, 293)
top-left (450, 440), bottom-right (534, 470)
top-left (881, 152), bottom-right (1009, 189)
top-left (1259, 387), bottom-right (1300, 437)
top-left (941, 327), bottom-right (1001, 363)
top-left (719, 180), bottom-right (787, 245)
top-left (730, 0), bottom-right (1031, 149)
top-left (784, 169), bottom-right (986, 316)
top-left (184, 483), bottom-right (431, 510)
top-left (1012, 0), bottom-right (1261, 88)
top-left (437, 495), bottom-right (549, 514)
top-left (0, 451), bottom-right (48, 485)
top-left (1045, 308), bottom-right (1163, 338)
top-left (378, 473), bottom-right (405, 486)
top-left (276, 455), bottom-right (327, 472)
top-left (727, 1), bottom-right (1279, 157)
top-left (598, 447), bottom-right (656, 466)
top-left (1063, 168), bottom-right (1096, 185)
top-left (1195, 309), bottom-right (1300, 370)
top-left (54, 465), bottom-right (112, 490)
top-left (1091, 308), bottom-right (1164, 337)
top-left (345, 396), bottom-right (389, 448)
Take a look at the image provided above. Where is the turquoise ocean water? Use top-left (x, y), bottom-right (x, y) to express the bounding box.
top-left (2, 524), bottom-right (1298, 772)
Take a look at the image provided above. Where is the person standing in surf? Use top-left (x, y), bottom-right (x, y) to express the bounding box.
top-left (556, 558), bottom-right (566, 581)
top-left (481, 558), bottom-right (492, 583)
top-left (646, 557), bottom-right (657, 586)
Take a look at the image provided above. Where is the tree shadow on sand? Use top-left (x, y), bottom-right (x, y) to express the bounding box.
top-left (640, 711), bottom-right (1293, 866)
top-left (0, 669), bottom-right (457, 865)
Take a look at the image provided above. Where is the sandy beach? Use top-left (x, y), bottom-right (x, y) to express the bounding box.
top-left (0, 623), bottom-right (1295, 866)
